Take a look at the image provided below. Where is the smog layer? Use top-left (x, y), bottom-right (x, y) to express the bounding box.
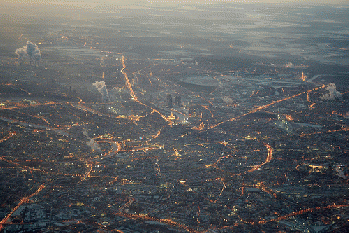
top-left (0, 2), bottom-right (349, 232)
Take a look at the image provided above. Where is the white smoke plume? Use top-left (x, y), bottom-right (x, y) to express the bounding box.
top-left (86, 138), bottom-right (102, 152)
top-left (15, 41), bottom-right (41, 65)
top-left (222, 96), bottom-right (234, 105)
top-left (92, 81), bottom-right (110, 102)
top-left (321, 83), bottom-right (342, 100)
top-left (82, 128), bottom-right (101, 152)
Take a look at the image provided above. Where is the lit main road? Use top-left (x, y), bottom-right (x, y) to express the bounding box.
top-left (0, 131), bottom-right (16, 143)
top-left (121, 55), bottom-right (172, 125)
top-left (247, 143), bottom-right (273, 173)
top-left (257, 204), bottom-right (349, 225)
top-left (205, 142), bottom-right (273, 176)
top-left (208, 85), bottom-right (326, 130)
top-left (0, 185), bottom-right (45, 231)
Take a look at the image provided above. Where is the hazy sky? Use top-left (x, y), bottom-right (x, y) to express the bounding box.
top-left (2, 0), bottom-right (348, 5)
top-left (1, 0), bottom-right (347, 15)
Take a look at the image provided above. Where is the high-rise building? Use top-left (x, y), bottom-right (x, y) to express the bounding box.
top-left (166, 94), bottom-right (173, 108)
top-left (175, 95), bottom-right (181, 106)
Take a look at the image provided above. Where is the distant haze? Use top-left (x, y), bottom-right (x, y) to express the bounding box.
top-left (2, 0), bottom-right (348, 7)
